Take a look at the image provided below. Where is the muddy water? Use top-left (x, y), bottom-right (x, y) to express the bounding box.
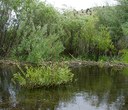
top-left (0, 64), bottom-right (128, 110)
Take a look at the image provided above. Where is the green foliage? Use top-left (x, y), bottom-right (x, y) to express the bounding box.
top-left (116, 0), bottom-right (128, 24)
top-left (97, 6), bottom-right (123, 47)
top-left (120, 49), bottom-right (128, 63)
top-left (27, 34), bottom-right (64, 62)
top-left (95, 27), bottom-right (114, 49)
top-left (98, 56), bottom-right (110, 62)
top-left (61, 14), bottom-right (113, 60)
top-left (13, 64), bottom-right (74, 89)
top-left (10, 1), bottom-right (64, 62)
top-left (1, 0), bottom-right (128, 62)
top-left (12, 25), bottom-right (64, 62)
top-left (0, 0), bottom-right (20, 57)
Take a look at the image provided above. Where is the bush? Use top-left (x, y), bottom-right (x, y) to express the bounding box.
top-left (12, 25), bottom-right (64, 62)
top-left (12, 64), bottom-right (74, 89)
top-left (121, 49), bottom-right (128, 63)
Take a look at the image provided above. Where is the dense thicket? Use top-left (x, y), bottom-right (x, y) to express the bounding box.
top-left (0, 0), bottom-right (128, 62)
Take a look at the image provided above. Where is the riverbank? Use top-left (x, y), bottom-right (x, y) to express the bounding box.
top-left (0, 59), bottom-right (128, 68)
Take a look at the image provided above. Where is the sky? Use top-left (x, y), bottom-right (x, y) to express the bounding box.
top-left (44, 0), bottom-right (117, 10)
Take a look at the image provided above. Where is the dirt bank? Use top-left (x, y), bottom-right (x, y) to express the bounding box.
top-left (0, 60), bottom-right (128, 68)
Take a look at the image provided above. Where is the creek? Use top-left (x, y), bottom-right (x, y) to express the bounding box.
top-left (0, 64), bottom-right (128, 110)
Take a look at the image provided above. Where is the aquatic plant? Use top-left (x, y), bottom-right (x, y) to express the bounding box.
top-left (12, 64), bottom-right (74, 89)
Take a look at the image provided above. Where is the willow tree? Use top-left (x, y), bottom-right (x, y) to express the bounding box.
top-left (0, 0), bottom-right (21, 57)
top-left (11, 0), bottom-right (64, 62)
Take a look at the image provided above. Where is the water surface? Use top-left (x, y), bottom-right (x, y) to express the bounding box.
top-left (0, 64), bottom-right (128, 110)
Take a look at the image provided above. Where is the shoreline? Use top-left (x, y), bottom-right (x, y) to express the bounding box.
top-left (0, 59), bottom-right (128, 68)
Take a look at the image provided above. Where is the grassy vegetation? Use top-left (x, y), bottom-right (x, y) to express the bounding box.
top-left (12, 64), bottom-right (74, 89)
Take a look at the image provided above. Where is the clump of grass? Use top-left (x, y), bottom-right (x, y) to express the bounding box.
top-left (12, 63), bottom-right (74, 89)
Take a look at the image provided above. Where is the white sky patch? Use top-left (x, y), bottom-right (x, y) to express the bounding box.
top-left (43, 0), bottom-right (118, 10)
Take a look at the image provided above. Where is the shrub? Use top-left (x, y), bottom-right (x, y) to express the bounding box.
top-left (121, 49), bottom-right (128, 63)
top-left (12, 64), bottom-right (74, 89)
top-left (12, 25), bottom-right (64, 62)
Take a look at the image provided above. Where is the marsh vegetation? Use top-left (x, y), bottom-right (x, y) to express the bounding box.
top-left (0, 0), bottom-right (128, 63)
top-left (12, 64), bottom-right (74, 88)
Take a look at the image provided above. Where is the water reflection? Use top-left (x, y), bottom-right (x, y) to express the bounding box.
top-left (0, 65), bottom-right (18, 109)
top-left (0, 64), bottom-right (128, 110)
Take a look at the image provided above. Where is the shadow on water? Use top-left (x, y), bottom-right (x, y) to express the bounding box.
top-left (0, 64), bottom-right (128, 110)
